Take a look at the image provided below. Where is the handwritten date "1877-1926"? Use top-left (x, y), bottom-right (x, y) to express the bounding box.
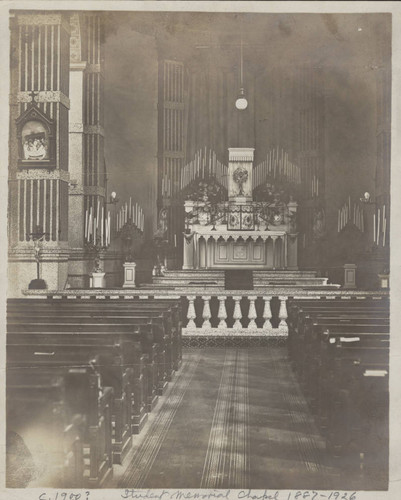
top-left (120, 490), bottom-right (357, 500)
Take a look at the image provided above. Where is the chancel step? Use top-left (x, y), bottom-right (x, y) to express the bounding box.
top-left (152, 269), bottom-right (333, 289)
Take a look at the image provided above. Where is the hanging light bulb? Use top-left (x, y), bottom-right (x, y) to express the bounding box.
top-left (235, 28), bottom-right (248, 110)
top-left (235, 87), bottom-right (248, 110)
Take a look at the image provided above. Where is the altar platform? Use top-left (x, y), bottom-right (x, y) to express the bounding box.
top-left (151, 269), bottom-right (332, 290)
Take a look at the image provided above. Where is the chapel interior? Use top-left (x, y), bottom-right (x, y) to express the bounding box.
top-left (6, 10), bottom-right (391, 492)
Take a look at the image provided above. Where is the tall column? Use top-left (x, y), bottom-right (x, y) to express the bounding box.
top-left (297, 65), bottom-right (324, 268)
top-left (8, 13), bottom-right (71, 296)
top-left (68, 13), bottom-right (110, 288)
top-left (68, 58), bottom-right (87, 248)
top-left (157, 58), bottom-right (185, 266)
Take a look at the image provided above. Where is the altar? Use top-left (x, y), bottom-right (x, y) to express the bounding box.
top-left (182, 148), bottom-right (299, 270)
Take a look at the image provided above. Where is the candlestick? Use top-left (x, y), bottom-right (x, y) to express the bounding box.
top-left (101, 207), bottom-right (104, 247)
top-left (377, 209), bottom-right (380, 245)
top-left (88, 209), bottom-right (92, 241)
top-left (373, 213), bottom-right (376, 243)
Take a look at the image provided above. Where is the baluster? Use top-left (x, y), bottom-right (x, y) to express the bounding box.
top-left (262, 296), bottom-right (273, 330)
top-left (279, 296), bottom-right (289, 333)
top-left (248, 296), bottom-right (257, 330)
top-left (233, 295), bottom-right (242, 330)
top-left (217, 296), bottom-right (227, 329)
top-left (186, 296), bottom-right (196, 328)
top-left (201, 296), bottom-right (212, 329)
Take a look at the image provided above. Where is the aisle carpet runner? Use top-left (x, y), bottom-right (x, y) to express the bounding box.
top-left (118, 347), bottom-right (339, 490)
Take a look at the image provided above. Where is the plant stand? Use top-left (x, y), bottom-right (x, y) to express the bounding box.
top-left (343, 263), bottom-right (357, 289)
top-left (378, 273), bottom-right (389, 289)
top-left (90, 271), bottom-right (106, 288)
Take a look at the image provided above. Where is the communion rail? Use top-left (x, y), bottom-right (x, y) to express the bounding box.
top-left (181, 294), bottom-right (288, 337)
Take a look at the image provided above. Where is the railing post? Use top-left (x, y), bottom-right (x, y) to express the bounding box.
top-left (217, 296), bottom-right (227, 329)
top-left (186, 296), bottom-right (197, 328)
top-left (248, 296), bottom-right (257, 330)
top-left (233, 295), bottom-right (242, 330)
top-left (262, 296), bottom-right (273, 330)
top-left (278, 295), bottom-right (289, 334)
top-left (201, 296), bottom-right (212, 328)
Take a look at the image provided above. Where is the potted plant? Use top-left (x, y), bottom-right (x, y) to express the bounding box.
top-left (86, 241), bottom-right (106, 288)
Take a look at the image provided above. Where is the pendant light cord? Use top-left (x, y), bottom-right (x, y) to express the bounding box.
top-left (240, 28), bottom-right (243, 87)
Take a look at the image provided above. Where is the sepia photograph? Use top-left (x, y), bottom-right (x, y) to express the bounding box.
top-left (1, 1), bottom-right (399, 498)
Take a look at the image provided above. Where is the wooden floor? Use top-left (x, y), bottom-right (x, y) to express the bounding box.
top-left (112, 346), bottom-right (379, 490)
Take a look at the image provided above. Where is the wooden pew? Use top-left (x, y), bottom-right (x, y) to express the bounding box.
top-left (293, 320), bottom-right (389, 382)
top-left (8, 299), bottom-right (183, 374)
top-left (287, 298), bottom-right (388, 325)
top-left (318, 337), bottom-right (389, 482)
top-left (287, 300), bottom-right (389, 370)
top-left (304, 331), bottom-right (389, 408)
top-left (7, 342), bottom-right (130, 464)
top-left (7, 333), bottom-right (148, 436)
top-left (286, 297), bottom-right (389, 485)
top-left (8, 314), bottom-right (171, 391)
top-left (8, 311), bottom-right (175, 386)
top-left (7, 362), bottom-right (113, 487)
top-left (287, 298), bottom-right (389, 357)
top-left (288, 299), bottom-right (388, 333)
top-left (7, 321), bottom-right (161, 412)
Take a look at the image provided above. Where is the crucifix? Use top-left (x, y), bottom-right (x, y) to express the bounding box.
top-left (27, 226), bottom-right (49, 281)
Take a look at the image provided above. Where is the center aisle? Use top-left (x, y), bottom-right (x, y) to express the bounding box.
top-left (114, 347), bottom-right (339, 490)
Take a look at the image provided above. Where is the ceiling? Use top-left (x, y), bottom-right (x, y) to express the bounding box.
top-left (103, 12), bottom-right (391, 69)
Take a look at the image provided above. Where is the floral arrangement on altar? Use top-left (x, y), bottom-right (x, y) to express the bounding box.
top-left (233, 166), bottom-right (248, 196)
top-left (254, 181), bottom-right (297, 205)
top-left (184, 179), bottom-right (225, 204)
